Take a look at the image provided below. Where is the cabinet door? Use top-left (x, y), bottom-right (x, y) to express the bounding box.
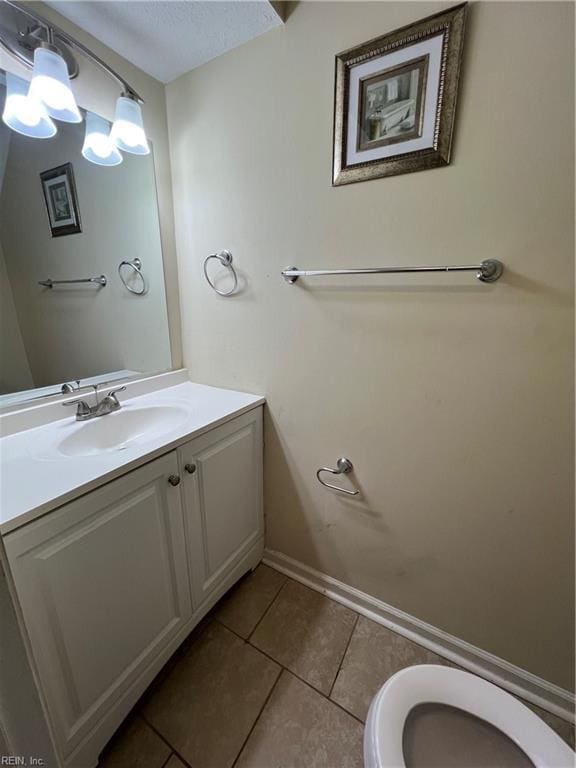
top-left (180, 408), bottom-right (263, 607)
top-left (4, 451), bottom-right (192, 760)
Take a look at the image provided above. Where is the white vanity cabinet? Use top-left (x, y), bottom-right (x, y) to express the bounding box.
top-left (2, 405), bottom-right (264, 767)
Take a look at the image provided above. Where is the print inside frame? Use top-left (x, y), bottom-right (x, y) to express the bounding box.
top-left (40, 162), bottom-right (82, 237)
top-left (333, 3), bottom-right (467, 186)
top-left (357, 55), bottom-right (429, 152)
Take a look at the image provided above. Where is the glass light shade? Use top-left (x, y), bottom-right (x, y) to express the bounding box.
top-left (29, 47), bottom-right (81, 123)
top-left (2, 72), bottom-right (57, 139)
top-left (110, 95), bottom-right (150, 155)
top-left (82, 112), bottom-right (122, 166)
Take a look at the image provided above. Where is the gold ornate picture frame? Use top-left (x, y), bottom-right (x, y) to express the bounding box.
top-left (332, 4), bottom-right (467, 186)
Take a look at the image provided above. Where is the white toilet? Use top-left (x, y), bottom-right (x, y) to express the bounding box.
top-left (364, 665), bottom-right (575, 768)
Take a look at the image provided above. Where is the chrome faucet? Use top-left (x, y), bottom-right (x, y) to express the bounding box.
top-left (61, 380), bottom-right (81, 394)
top-left (62, 385), bottom-right (126, 421)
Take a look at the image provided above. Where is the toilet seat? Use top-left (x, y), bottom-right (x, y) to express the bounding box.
top-left (364, 665), bottom-right (574, 768)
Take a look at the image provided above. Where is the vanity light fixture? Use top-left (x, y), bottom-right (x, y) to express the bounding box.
top-left (0, 0), bottom-right (149, 163)
top-left (110, 94), bottom-right (150, 155)
top-left (29, 42), bottom-right (81, 123)
top-left (82, 111), bottom-right (122, 166)
top-left (1, 71), bottom-right (56, 138)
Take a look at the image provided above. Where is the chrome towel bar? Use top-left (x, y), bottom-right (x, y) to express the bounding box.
top-left (39, 275), bottom-right (107, 288)
top-left (317, 457), bottom-right (359, 496)
top-left (282, 259), bottom-right (503, 284)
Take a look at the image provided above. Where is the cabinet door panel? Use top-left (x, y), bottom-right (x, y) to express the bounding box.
top-left (201, 424), bottom-right (259, 576)
top-left (4, 451), bottom-right (191, 758)
top-left (181, 408), bottom-right (263, 605)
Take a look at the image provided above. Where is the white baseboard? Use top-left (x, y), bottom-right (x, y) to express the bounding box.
top-left (263, 548), bottom-right (575, 723)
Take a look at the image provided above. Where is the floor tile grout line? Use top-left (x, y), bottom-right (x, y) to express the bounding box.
top-left (159, 752), bottom-right (175, 768)
top-left (218, 570), bottom-right (287, 640)
top-left (216, 617), bottom-right (365, 726)
top-left (328, 612), bottom-right (359, 700)
top-left (140, 713), bottom-right (195, 768)
top-left (230, 665), bottom-right (284, 768)
top-left (249, 639), bottom-right (366, 723)
top-left (246, 575), bottom-right (290, 643)
top-left (323, 686), bottom-right (366, 726)
top-left (247, 630), bottom-right (366, 725)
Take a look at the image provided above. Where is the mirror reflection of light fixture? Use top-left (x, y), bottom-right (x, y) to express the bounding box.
top-left (82, 111), bottom-right (122, 166)
top-left (110, 94), bottom-right (150, 155)
top-left (0, 0), bottom-right (149, 165)
top-left (1, 71), bottom-right (56, 138)
top-left (29, 45), bottom-right (82, 123)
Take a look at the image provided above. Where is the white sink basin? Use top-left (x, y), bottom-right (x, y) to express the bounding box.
top-left (57, 406), bottom-right (189, 457)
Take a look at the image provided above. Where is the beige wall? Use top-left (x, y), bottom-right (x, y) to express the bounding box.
top-left (1, 1), bottom-right (182, 371)
top-left (167, 1), bottom-right (574, 689)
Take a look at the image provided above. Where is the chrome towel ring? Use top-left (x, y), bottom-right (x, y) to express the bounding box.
top-left (118, 258), bottom-right (147, 295)
top-left (316, 457), bottom-right (359, 496)
top-left (203, 250), bottom-right (238, 296)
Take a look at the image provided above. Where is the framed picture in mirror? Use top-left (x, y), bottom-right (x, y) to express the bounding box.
top-left (40, 162), bottom-right (82, 237)
top-left (332, 3), bottom-right (467, 185)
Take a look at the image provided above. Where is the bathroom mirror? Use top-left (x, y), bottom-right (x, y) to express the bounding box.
top-left (0, 75), bottom-right (172, 409)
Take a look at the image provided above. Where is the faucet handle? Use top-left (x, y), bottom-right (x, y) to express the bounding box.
top-left (62, 399), bottom-right (91, 418)
top-left (102, 386), bottom-right (126, 410)
top-left (61, 380), bottom-right (81, 394)
top-left (106, 385), bottom-right (126, 399)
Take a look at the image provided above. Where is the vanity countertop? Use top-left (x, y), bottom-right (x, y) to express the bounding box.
top-left (0, 381), bottom-right (264, 535)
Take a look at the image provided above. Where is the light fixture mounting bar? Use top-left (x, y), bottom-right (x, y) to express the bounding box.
top-left (0, 0), bottom-right (144, 103)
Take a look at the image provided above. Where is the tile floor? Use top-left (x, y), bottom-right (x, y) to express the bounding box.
top-left (98, 564), bottom-right (575, 768)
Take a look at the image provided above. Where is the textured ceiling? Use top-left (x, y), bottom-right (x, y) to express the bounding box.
top-left (45, 1), bottom-right (283, 83)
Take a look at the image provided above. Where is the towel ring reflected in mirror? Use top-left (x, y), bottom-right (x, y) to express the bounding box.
top-left (118, 258), bottom-right (147, 295)
top-left (203, 250), bottom-right (238, 296)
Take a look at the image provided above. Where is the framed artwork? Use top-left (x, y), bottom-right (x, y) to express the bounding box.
top-left (40, 162), bottom-right (82, 236)
top-left (332, 3), bottom-right (467, 185)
